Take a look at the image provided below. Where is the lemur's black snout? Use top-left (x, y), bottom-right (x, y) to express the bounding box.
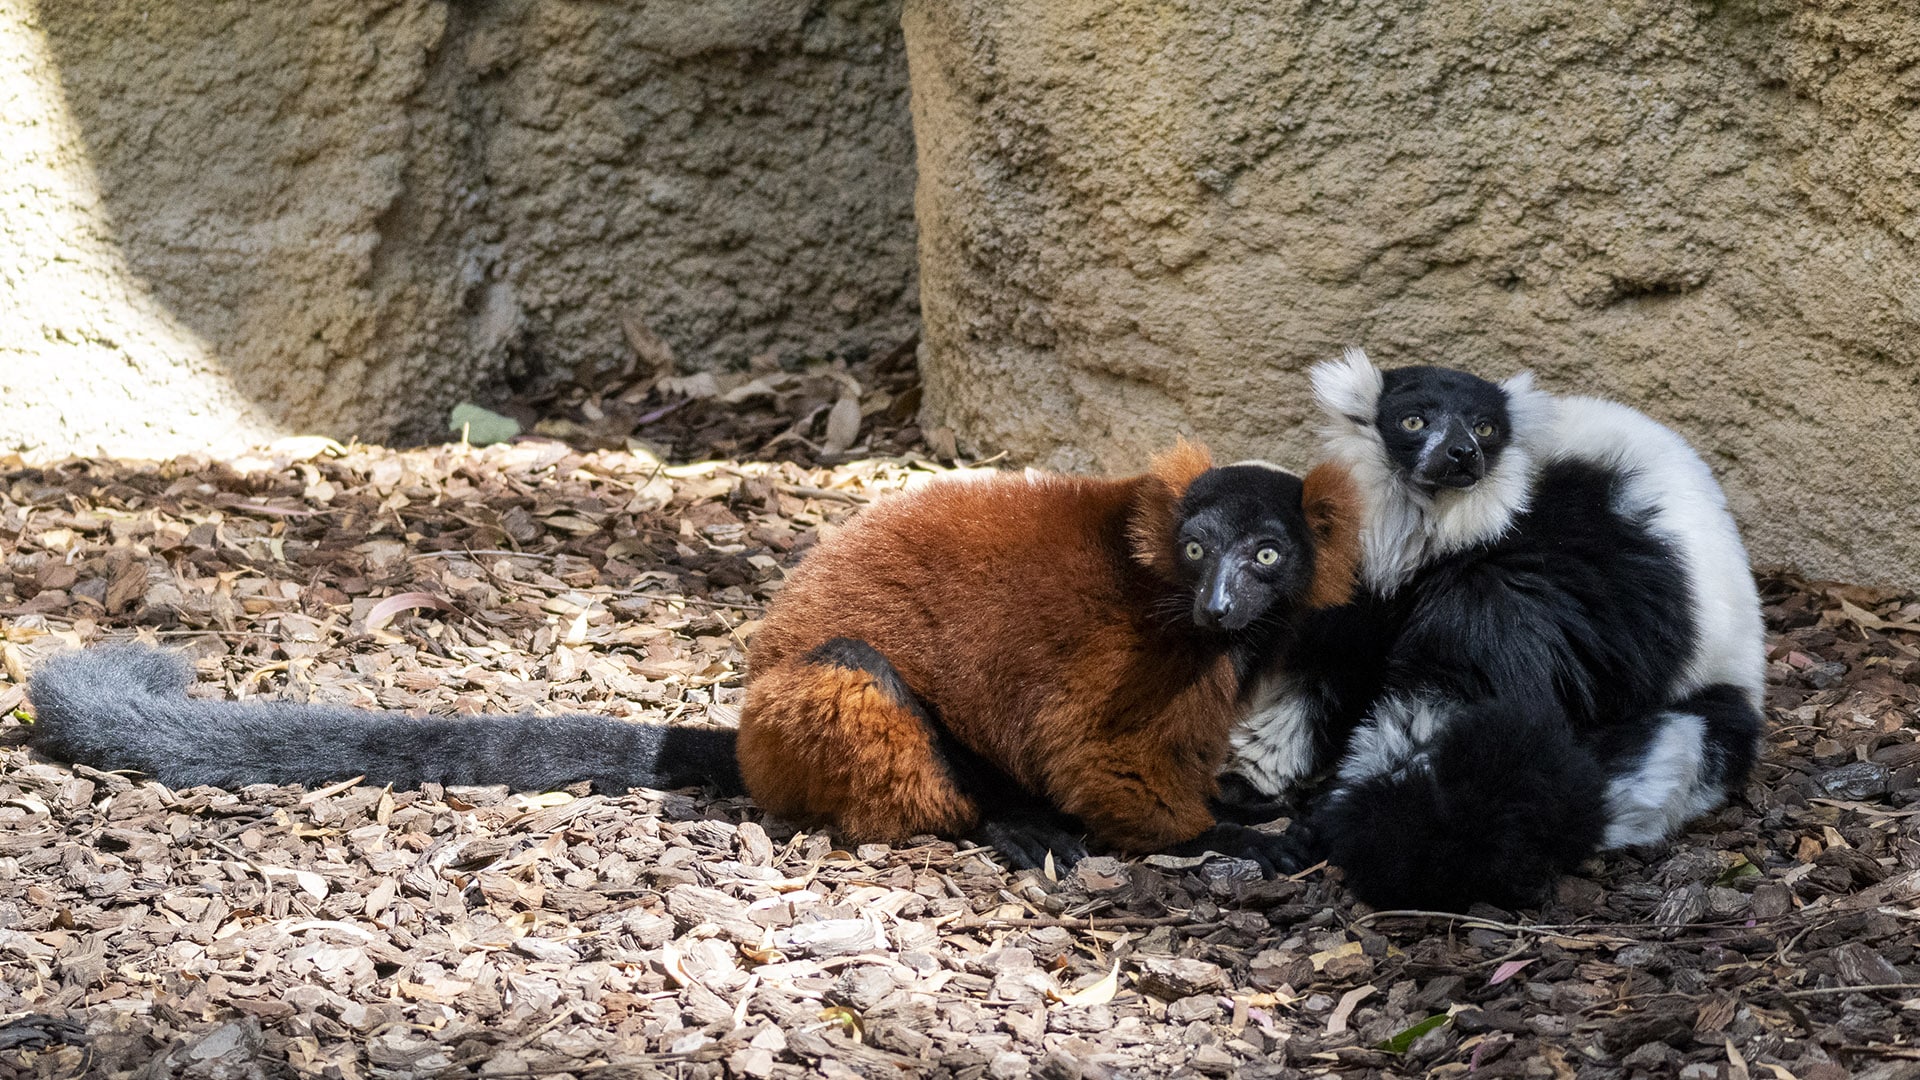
top-left (1194, 571), bottom-right (1239, 631)
top-left (1415, 418), bottom-right (1487, 489)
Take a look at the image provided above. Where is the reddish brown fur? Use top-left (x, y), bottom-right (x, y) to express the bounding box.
top-left (738, 444), bottom-right (1359, 853)
top-left (738, 665), bottom-right (977, 841)
top-left (1127, 438), bottom-right (1214, 580)
top-left (1302, 462), bottom-right (1363, 609)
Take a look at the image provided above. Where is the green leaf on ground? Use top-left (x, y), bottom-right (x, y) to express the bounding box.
top-left (449, 403), bottom-right (521, 446)
top-left (1377, 1014), bottom-right (1448, 1053)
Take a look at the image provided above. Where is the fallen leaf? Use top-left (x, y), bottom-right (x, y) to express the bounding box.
top-left (822, 396), bottom-right (862, 455)
top-left (507, 791), bottom-right (575, 813)
top-left (1326, 984), bottom-right (1376, 1035)
top-left (621, 311), bottom-right (676, 382)
top-left (365, 591), bottom-right (459, 633)
top-left (257, 865), bottom-right (328, 902)
top-left (265, 435), bottom-right (347, 462)
top-left (1727, 1038), bottom-right (1751, 1080)
top-left (719, 374), bottom-right (796, 406)
top-left (399, 979), bottom-right (472, 1004)
top-left (449, 403), bottom-right (521, 446)
top-left (1308, 941), bottom-right (1362, 971)
top-left (659, 372), bottom-right (720, 399)
top-left (1377, 1013), bottom-right (1448, 1053)
top-left (1836, 597), bottom-right (1919, 634)
top-left (1050, 957), bottom-right (1120, 1007)
top-left (1488, 958), bottom-right (1535, 986)
top-left (817, 1005), bottom-right (862, 1042)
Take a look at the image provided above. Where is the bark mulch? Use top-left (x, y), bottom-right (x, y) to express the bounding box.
top-left (1, 363), bottom-right (1917, 1079)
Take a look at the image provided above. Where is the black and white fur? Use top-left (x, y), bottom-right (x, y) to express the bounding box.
top-left (1227, 348), bottom-right (1765, 910)
top-left (26, 646), bottom-right (743, 795)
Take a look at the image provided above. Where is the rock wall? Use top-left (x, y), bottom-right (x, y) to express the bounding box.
top-left (3, 0), bottom-right (916, 459)
top-left (905, 0), bottom-right (1920, 587)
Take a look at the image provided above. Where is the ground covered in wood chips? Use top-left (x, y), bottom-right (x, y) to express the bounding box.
top-left (2, 368), bottom-right (1919, 1080)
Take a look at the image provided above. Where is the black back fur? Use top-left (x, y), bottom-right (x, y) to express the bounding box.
top-left (1309, 461), bottom-right (1700, 907)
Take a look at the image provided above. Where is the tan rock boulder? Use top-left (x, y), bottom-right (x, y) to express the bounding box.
top-left (905, 0), bottom-right (1920, 586)
top-left (3, 0), bottom-right (915, 460)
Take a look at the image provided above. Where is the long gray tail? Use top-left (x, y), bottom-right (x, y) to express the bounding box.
top-left (26, 646), bottom-right (742, 796)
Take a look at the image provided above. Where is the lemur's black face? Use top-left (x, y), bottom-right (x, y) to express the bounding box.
top-left (1374, 366), bottom-right (1511, 492)
top-left (1173, 466), bottom-right (1315, 633)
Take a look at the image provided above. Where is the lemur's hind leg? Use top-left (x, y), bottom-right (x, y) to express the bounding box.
top-left (740, 638), bottom-right (979, 842)
top-left (741, 637), bottom-right (1092, 870)
top-left (825, 636), bottom-right (1094, 869)
top-left (741, 638), bottom-right (1090, 867)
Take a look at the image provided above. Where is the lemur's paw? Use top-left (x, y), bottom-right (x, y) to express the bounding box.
top-left (1167, 822), bottom-right (1320, 877)
top-left (975, 811), bottom-right (1091, 872)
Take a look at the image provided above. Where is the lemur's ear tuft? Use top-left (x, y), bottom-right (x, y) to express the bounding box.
top-left (1148, 438), bottom-right (1213, 496)
top-left (1129, 439), bottom-right (1213, 577)
top-left (1301, 461), bottom-right (1363, 608)
top-left (1497, 368), bottom-right (1554, 444)
top-left (1311, 347), bottom-right (1385, 426)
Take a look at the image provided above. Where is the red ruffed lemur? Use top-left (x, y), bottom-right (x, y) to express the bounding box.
top-left (28, 443), bottom-right (1361, 870)
top-left (737, 443), bottom-right (1361, 866)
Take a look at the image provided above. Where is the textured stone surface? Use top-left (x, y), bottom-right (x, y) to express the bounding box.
top-left (3, 0), bottom-right (915, 458)
top-left (905, 0), bottom-right (1920, 586)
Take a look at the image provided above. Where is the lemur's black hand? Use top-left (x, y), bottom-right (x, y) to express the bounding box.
top-left (1166, 821), bottom-right (1321, 876)
top-left (974, 809), bottom-right (1091, 872)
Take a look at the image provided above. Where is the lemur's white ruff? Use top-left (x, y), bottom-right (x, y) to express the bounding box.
top-left (1312, 347), bottom-right (1553, 596)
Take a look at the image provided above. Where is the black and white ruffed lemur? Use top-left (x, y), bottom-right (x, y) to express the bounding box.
top-left (26, 444), bottom-right (1363, 873)
top-left (1223, 348), bottom-right (1765, 911)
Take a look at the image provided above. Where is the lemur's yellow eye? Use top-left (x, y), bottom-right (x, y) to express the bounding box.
top-left (1184, 541), bottom-right (1205, 561)
top-left (1473, 422), bottom-right (1495, 438)
top-left (1256, 548), bottom-right (1279, 566)
top-left (1400, 415), bottom-right (1425, 432)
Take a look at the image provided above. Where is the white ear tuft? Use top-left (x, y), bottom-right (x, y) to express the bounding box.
top-left (1498, 368), bottom-right (1554, 445)
top-left (1311, 347), bottom-right (1385, 424)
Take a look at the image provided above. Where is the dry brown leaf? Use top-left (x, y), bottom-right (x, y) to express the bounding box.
top-left (822, 396), bottom-right (863, 455)
top-left (1308, 941), bottom-right (1362, 971)
top-left (1722, 1037), bottom-right (1751, 1080)
top-left (257, 865), bottom-right (329, 902)
top-left (659, 372), bottom-right (721, 399)
top-left (399, 978), bottom-right (472, 1004)
top-left (1837, 597), bottom-right (1920, 634)
top-left (621, 311), bottom-right (676, 382)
